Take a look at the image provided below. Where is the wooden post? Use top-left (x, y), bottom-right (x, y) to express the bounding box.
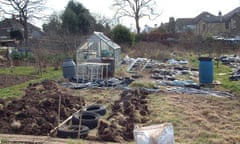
top-left (77, 94), bottom-right (83, 139)
top-left (49, 111), bottom-right (80, 136)
top-left (57, 91), bottom-right (61, 126)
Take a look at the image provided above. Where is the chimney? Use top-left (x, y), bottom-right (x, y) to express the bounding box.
top-left (218, 11), bottom-right (222, 22)
top-left (12, 14), bottom-right (16, 20)
top-left (218, 11), bottom-right (222, 17)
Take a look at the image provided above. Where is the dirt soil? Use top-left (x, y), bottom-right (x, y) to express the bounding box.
top-left (0, 80), bottom-right (85, 136)
top-left (0, 74), bottom-right (36, 88)
top-left (97, 88), bottom-right (151, 142)
top-left (1, 84), bottom-right (240, 144)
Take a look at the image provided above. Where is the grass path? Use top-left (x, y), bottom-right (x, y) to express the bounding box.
top-left (149, 93), bottom-right (240, 144)
top-left (0, 66), bottom-right (62, 98)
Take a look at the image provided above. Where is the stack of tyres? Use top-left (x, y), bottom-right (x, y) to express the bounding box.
top-left (72, 104), bottom-right (106, 129)
top-left (72, 111), bottom-right (100, 129)
top-left (57, 104), bottom-right (106, 139)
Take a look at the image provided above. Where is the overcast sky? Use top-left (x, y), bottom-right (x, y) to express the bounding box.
top-left (44, 0), bottom-right (239, 29)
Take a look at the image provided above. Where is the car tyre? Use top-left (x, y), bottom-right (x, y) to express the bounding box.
top-left (72, 111), bottom-right (100, 129)
top-left (83, 104), bottom-right (106, 116)
top-left (57, 125), bottom-right (89, 138)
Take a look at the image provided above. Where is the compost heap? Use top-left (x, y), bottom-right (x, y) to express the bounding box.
top-left (0, 80), bottom-right (85, 135)
top-left (98, 88), bottom-right (151, 142)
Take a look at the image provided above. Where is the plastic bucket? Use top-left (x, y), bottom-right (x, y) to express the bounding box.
top-left (198, 57), bottom-right (213, 84)
top-left (62, 59), bottom-right (76, 79)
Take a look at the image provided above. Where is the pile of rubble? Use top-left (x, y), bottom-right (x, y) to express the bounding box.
top-left (124, 56), bottom-right (235, 97)
top-left (229, 69), bottom-right (240, 81)
top-left (0, 80), bottom-right (85, 135)
top-left (219, 54), bottom-right (240, 67)
top-left (218, 55), bottom-right (240, 81)
top-left (63, 77), bottom-right (134, 89)
top-left (125, 57), bottom-right (199, 87)
top-left (97, 88), bottom-right (151, 142)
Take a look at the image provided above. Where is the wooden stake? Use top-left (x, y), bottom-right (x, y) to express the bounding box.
top-left (77, 93), bottom-right (83, 139)
top-left (49, 109), bottom-right (82, 136)
top-left (57, 91), bottom-right (61, 126)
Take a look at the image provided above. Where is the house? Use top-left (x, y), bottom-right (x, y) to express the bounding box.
top-left (223, 7), bottom-right (240, 36)
top-left (143, 24), bottom-right (158, 33)
top-left (143, 25), bottom-right (153, 33)
top-left (175, 18), bottom-right (196, 33)
top-left (195, 12), bottom-right (224, 37)
top-left (175, 7), bottom-right (240, 38)
top-left (0, 18), bottom-right (43, 46)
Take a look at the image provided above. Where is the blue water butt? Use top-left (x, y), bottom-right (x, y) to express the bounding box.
top-left (62, 59), bottom-right (76, 79)
top-left (198, 57), bottom-right (213, 84)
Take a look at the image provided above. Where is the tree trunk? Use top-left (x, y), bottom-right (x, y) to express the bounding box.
top-left (19, 15), bottom-right (29, 49)
top-left (135, 16), bottom-right (140, 34)
top-left (23, 20), bottom-right (28, 48)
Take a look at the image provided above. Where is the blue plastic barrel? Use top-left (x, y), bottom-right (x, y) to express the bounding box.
top-left (62, 59), bottom-right (76, 79)
top-left (198, 57), bottom-right (213, 84)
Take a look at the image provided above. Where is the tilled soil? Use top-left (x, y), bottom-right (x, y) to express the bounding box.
top-left (0, 74), bottom-right (35, 88)
top-left (0, 80), bottom-right (85, 136)
top-left (97, 88), bottom-right (151, 142)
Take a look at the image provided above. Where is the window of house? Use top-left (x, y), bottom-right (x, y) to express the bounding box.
top-left (231, 19), bottom-right (236, 29)
top-left (225, 22), bottom-right (229, 29)
top-left (202, 23), bottom-right (206, 31)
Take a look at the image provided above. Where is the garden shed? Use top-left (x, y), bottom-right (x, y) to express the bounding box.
top-left (76, 31), bottom-right (121, 81)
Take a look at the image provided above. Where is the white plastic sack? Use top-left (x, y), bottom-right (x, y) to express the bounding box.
top-left (134, 123), bottom-right (175, 144)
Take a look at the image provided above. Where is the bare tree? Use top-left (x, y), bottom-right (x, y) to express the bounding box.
top-left (93, 13), bottom-right (112, 26)
top-left (0, 0), bottom-right (46, 46)
top-left (113, 0), bottom-right (160, 34)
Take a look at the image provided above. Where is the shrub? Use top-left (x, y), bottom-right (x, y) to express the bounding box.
top-left (135, 33), bottom-right (147, 42)
top-left (11, 50), bottom-right (36, 63)
top-left (110, 24), bottom-right (135, 45)
top-left (11, 51), bottom-right (25, 60)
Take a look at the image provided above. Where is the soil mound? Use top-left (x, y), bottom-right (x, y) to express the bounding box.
top-left (0, 80), bottom-right (85, 135)
top-left (97, 88), bottom-right (151, 142)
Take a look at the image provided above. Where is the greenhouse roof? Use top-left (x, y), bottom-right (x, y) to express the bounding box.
top-left (87, 31), bottom-right (121, 50)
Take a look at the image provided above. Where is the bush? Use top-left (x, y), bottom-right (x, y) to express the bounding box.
top-left (135, 33), bottom-right (147, 42)
top-left (11, 50), bottom-right (36, 63)
top-left (11, 51), bottom-right (25, 60)
top-left (110, 24), bottom-right (135, 45)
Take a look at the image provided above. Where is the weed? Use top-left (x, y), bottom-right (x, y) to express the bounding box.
top-left (67, 139), bottom-right (84, 144)
top-left (0, 138), bottom-right (8, 144)
top-left (148, 93), bottom-right (240, 144)
top-left (129, 81), bottom-right (155, 88)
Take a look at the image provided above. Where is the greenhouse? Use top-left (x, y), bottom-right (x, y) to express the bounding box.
top-left (76, 31), bottom-right (121, 81)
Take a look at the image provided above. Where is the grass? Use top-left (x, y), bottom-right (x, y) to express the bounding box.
top-left (0, 66), bottom-right (36, 75)
top-left (0, 138), bottom-right (8, 144)
top-left (129, 80), bottom-right (155, 88)
top-left (65, 87), bottom-right (240, 144)
top-left (67, 139), bottom-right (84, 144)
top-left (0, 48), bottom-right (239, 144)
top-left (114, 65), bottom-right (130, 77)
top-left (0, 66), bottom-right (62, 98)
top-left (148, 93), bottom-right (240, 144)
top-left (186, 55), bottom-right (240, 96)
top-left (214, 62), bottom-right (240, 95)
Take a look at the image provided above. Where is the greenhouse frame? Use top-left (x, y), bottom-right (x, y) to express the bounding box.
top-left (76, 31), bottom-right (121, 81)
